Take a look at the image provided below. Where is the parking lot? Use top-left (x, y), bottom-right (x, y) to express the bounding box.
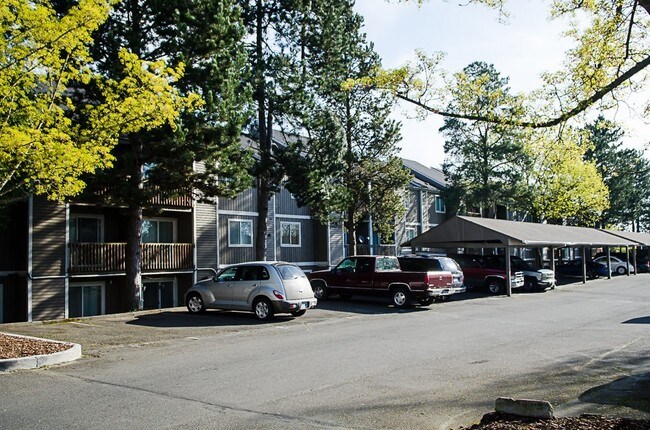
top-left (1, 274), bottom-right (649, 429)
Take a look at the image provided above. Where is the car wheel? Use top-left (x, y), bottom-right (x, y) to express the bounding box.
top-left (391, 287), bottom-right (411, 308)
top-left (418, 297), bottom-right (434, 306)
top-left (253, 298), bottom-right (275, 321)
top-left (311, 282), bottom-right (328, 300)
top-left (616, 266), bottom-right (627, 275)
top-left (290, 310), bottom-right (306, 317)
top-left (587, 270), bottom-right (596, 280)
top-left (523, 278), bottom-right (535, 291)
top-left (486, 279), bottom-right (505, 295)
top-left (186, 293), bottom-right (206, 314)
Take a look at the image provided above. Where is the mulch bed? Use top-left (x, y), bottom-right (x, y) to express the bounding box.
top-left (0, 333), bottom-right (72, 359)
top-left (461, 412), bottom-right (650, 430)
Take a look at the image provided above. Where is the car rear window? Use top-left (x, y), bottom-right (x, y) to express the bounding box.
top-left (276, 264), bottom-right (306, 280)
top-left (376, 257), bottom-right (399, 271)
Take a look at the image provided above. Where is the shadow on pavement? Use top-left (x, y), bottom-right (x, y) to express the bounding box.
top-left (126, 310), bottom-right (301, 328)
top-left (622, 316), bottom-right (650, 324)
top-left (579, 372), bottom-right (650, 414)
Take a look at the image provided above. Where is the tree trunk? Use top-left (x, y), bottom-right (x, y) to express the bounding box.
top-left (345, 213), bottom-right (356, 257)
top-left (126, 206), bottom-right (143, 311)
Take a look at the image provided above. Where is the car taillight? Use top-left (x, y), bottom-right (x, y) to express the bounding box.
top-left (425, 273), bottom-right (430, 284)
top-left (273, 290), bottom-right (284, 300)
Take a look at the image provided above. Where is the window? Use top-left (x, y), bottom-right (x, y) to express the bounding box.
top-left (69, 284), bottom-right (104, 317)
top-left (435, 195), bottom-right (446, 213)
top-left (70, 216), bottom-right (103, 243)
top-left (280, 222), bottom-right (301, 247)
top-left (405, 227), bottom-right (417, 241)
top-left (229, 219), bottom-right (253, 247)
top-left (143, 219), bottom-right (175, 243)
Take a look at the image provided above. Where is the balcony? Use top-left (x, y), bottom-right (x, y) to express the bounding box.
top-left (69, 243), bottom-right (193, 274)
top-left (74, 185), bottom-right (193, 209)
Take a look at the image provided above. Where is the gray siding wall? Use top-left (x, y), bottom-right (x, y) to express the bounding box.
top-left (274, 217), bottom-right (315, 263)
top-left (276, 187), bottom-right (310, 216)
top-left (218, 215), bottom-right (256, 265)
top-left (195, 201), bottom-right (217, 271)
top-left (219, 187), bottom-right (257, 212)
top-left (31, 198), bottom-right (66, 320)
top-left (329, 222), bottom-right (345, 267)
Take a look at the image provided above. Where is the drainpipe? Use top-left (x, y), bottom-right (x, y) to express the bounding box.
top-left (65, 203), bottom-right (70, 318)
top-left (505, 245), bottom-right (512, 297)
top-left (27, 195), bottom-right (33, 322)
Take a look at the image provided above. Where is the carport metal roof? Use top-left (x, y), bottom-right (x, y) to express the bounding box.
top-left (601, 230), bottom-right (650, 246)
top-left (403, 215), bottom-right (640, 249)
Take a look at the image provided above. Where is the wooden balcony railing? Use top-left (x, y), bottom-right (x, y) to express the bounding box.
top-left (69, 243), bottom-right (193, 274)
top-left (74, 186), bottom-right (193, 208)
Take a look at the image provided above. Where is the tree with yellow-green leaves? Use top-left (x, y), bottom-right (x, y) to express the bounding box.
top-left (0, 0), bottom-right (197, 204)
top-left (519, 128), bottom-right (610, 226)
top-left (376, 0), bottom-right (650, 128)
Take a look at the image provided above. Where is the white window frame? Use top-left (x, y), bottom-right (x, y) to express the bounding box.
top-left (435, 195), bottom-right (446, 213)
top-left (405, 227), bottom-right (417, 241)
top-left (280, 221), bottom-right (301, 247)
top-left (228, 219), bottom-right (253, 247)
top-left (69, 214), bottom-right (104, 243)
top-left (143, 217), bottom-right (177, 243)
top-left (69, 282), bottom-right (106, 317)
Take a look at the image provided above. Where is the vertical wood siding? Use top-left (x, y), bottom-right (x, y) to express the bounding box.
top-left (195, 202), bottom-right (217, 270)
top-left (276, 187), bottom-right (310, 216)
top-left (31, 198), bottom-right (66, 320)
top-left (218, 187), bottom-right (257, 212)
top-left (31, 279), bottom-right (65, 320)
top-left (218, 215), bottom-right (256, 265)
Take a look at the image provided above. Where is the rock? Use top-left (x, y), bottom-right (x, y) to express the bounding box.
top-left (494, 397), bottom-right (554, 419)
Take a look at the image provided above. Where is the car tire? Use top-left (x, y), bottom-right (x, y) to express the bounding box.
top-left (391, 287), bottom-right (411, 308)
top-left (253, 298), bottom-right (275, 321)
top-left (419, 297), bottom-right (434, 306)
top-left (311, 282), bottom-right (328, 300)
top-left (523, 278), bottom-right (536, 291)
top-left (616, 266), bottom-right (627, 275)
top-left (186, 293), bottom-right (206, 314)
top-left (486, 279), bottom-right (505, 295)
top-left (290, 310), bottom-right (306, 317)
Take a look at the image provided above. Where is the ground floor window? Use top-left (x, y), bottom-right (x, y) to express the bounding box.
top-left (143, 279), bottom-right (176, 310)
top-left (69, 283), bottom-right (104, 318)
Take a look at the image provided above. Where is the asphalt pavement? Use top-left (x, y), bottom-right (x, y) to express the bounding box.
top-left (1, 274), bottom-right (649, 429)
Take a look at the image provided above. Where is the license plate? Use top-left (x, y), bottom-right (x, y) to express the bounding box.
top-left (441, 289), bottom-right (450, 295)
top-left (300, 302), bottom-right (309, 310)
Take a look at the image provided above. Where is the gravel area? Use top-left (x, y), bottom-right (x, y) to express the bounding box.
top-left (0, 333), bottom-right (72, 359)
top-left (460, 412), bottom-right (650, 430)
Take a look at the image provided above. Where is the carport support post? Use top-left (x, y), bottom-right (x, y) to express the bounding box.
top-left (626, 246), bottom-right (631, 276)
top-left (506, 246), bottom-right (512, 297)
top-left (581, 247), bottom-right (587, 284)
top-left (606, 247), bottom-right (612, 279)
top-left (632, 247), bottom-right (637, 276)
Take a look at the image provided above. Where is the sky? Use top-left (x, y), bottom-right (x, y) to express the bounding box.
top-left (353, 0), bottom-right (649, 169)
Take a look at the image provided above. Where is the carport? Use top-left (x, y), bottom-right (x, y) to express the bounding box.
top-left (403, 216), bottom-right (639, 296)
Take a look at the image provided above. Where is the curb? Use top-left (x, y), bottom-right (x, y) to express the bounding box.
top-left (0, 333), bottom-right (82, 372)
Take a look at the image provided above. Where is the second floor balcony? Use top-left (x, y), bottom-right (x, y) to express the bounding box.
top-left (69, 243), bottom-right (193, 274)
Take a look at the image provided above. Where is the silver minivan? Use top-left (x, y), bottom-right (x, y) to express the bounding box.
top-left (185, 262), bottom-right (317, 320)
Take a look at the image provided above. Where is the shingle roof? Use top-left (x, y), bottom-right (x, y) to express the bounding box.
top-left (402, 158), bottom-right (447, 190)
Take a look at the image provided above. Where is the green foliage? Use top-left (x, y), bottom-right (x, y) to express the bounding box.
top-left (440, 62), bottom-right (528, 217)
top-left (274, 0), bottom-right (412, 248)
top-left (0, 0), bottom-right (195, 204)
top-left (354, 1), bottom-right (650, 129)
top-left (584, 116), bottom-right (650, 229)
top-left (521, 127), bottom-right (609, 225)
top-left (82, 0), bottom-right (253, 205)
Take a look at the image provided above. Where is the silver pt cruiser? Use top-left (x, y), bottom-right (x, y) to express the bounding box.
top-left (185, 261), bottom-right (317, 321)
